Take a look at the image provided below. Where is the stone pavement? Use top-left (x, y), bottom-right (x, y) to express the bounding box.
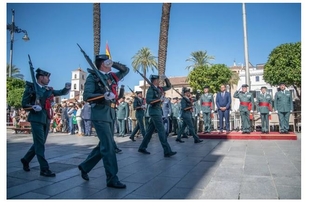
top-left (6, 130), bottom-right (301, 200)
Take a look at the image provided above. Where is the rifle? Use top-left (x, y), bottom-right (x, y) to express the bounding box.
top-left (28, 54), bottom-right (41, 106)
top-left (127, 85), bottom-right (135, 95)
top-left (171, 85), bottom-right (193, 111)
top-left (77, 43), bottom-right (111, 95)
top-left (135, 70), bottom-right (161, 94)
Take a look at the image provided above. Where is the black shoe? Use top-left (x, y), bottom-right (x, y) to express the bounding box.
top-left (284, 131), bottom-right (289, 134)
top-left (246, 132), bottom-right (251, 134)
top-left (172, 133), bottom-right (177, 136)
top-left (115, 148), bottom-right (122, 154)
top-left (181, 135), bottom-right (188, 138)
top-left (203, 131), bottom-right (207, 134)
top-left (176, 139), bottom-right (184, 143)
top-left (40, 169), bottom-right (56, 177)
top-left (21, 158), bottom-right (30, 172)
top-left (138, 149), bottom-right (151, 154)
top-left (242, 131), bottom-right (246, 134)
top-left (218, 131), bottom-right (223, 134)
top-left (280, 132), bottom-right (284, 134)
top-left (78, 165), bottom-right (89, 181)
top-left (107, 181), bottom-right (126, 189)
top-left (164, 151), bottom-right (177, 157)
top-left (261, 132), bottom-right (265, 134)
top-left (129, 136), bottom-right (136, 141)
top-left (265, 132), bottom-right (269, 134)
top-left (194, 139), bottom-right (203, 143)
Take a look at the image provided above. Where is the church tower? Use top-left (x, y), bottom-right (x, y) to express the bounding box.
top-left (69, 67), bottom-right (87, 102)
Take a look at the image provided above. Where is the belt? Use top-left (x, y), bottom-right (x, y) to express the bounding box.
top-left (240, 102), bottom-right (250, 106)
top-left (202, 102), bottom-right (212, 107)
top-left (259, 102), bottom-right (269, 107)
top-left (97, 101), bottom-right (117, 109)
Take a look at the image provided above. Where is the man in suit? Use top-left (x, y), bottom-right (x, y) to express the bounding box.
top-left (233, 84), bottom-right (254, 134)
top-left (200, 86), bottom-right (215, 134)
top-left (175, 88), bottom-right (203, 143)
top-left (274, 83), bottom-right (293, 134)
top-left (21, 68), bottom-right (71, 177)
top-left (129, 91), bottom-right (146, 141)
top-left (116, 97), bottom-right (128, 137)
top-left (216, 84), bottom-right (231, 134)
top-left (161, 92), bottom-right (172, 137)
top-left (78, 54), bottom-right (128, 188)
top-left (256, 86), bottom-right (273, 134)
top-left (138, 74), bottom-right (177, 157)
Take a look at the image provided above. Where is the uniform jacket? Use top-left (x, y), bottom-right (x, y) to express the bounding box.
top-left (216, 91), bottom-right (231, 110)
top-left (256, 93), bottom-right (273, 114)
top-left (146, 79), bottom-right (171, 116)
top-left (22, 82), bottom-right (70, 124)
top-left (171, 102), bottom-right (181, 118)
top-left (274, 90), bottom-right (293, 112)
top-left (233, 91), bottom-right (254, 112)
top-left (83, 64), bottom-right (129, 122)
top-left (200, 93), bottom-right (215, 112)
top-left (117, 101), bottom-right (129, 119)
top-left (133, 97), bottom-right (145, 118)
top-left (180, 97), bottom-right (193, 119)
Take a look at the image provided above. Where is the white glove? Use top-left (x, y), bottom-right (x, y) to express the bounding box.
top-left (159, 75), bottom-right (167, 79)
top-left (250, 110), bottom-right (253, 113)
top-left (103, 59), bottom-right (113, 67)
top-left (275, 110), bottom-right (278, 114)
top-left (168, 114), bottom-right (170, 117)
top-left (104, 92), bottom-right (115, 100)
top-left (128, 117), bottom-right (132, 120)
top-left (195, 114), bottom-right (198, 117)
top-left (200, 110), bottom-right (203, 114)
top-left (141, 104), bottom-right (146, 109)
top-left (290, 110), bottom-right (293, 113)
top-left (124, 118), bottom-right (127, 120)
top-left (65, 82), bottom-right (71, 89)
top-left (211, 110), bottom-right (214, 113)
top-left (160, 95), bottom-right (165, 102)
top-left (257, 112), bottom-right (260, 115)
top-left (177, 117), bottom-right (180, 120)
top-left (32, 105), bottom-right (42, 112)
top-left (269, 111), bottom-right (272, 115)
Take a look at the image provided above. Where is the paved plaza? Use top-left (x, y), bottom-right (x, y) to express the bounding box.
top-left (6, 130), bottom-right (301, 200)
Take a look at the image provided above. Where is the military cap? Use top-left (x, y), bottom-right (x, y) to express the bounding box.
top-left (95, 54), bottom-right (110, 61)
top-left (261, 86), bottom-right (267, 89)
top-left (36, 68), bottom-right (51, 77)
top-left (242, 84), bottom-right (249, 87)
top-left (204, 85), bottom-right (209, 89)
top-left (149, 74), bottom-right (159, 80)
top-left (172, 97), bottom-right (178, 100)
top-left (183, 88), bottom-right (191, 93)
top-left (135, 91), bottom-right (142, 94)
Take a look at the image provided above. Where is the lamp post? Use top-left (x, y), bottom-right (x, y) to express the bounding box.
top-left (7, 9), bottom-right (30, 78)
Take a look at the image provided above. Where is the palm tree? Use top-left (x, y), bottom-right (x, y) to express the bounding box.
top-left (158, 3), bottom-right (171, 86)
top-left (93, 3), bottom-right (101, 57)
top-left (132, 47), bottom-right (158, 96)
top-left (6, 64), bottom-right (24, 80)
top-left (185, 50), bottom-right (215, 71)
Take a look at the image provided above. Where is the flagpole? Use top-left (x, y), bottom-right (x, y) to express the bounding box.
top-left (242, 3), bottom-right (250, 90)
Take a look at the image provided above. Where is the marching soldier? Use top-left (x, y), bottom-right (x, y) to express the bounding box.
top-left (138, 75), bottom-right (177, 157)
top-left (256, 86), bottom-right (272, 134)
top-left (21, 68), bottom-right (71, 177)
top-left (176, 88), bottom-right (203, 143)
top-left (78, 54), bottom-right (128, 188)
top-left (233, 84), bottom-right (254, 134)
top-left (274, 83), bottom-right (293, 134)
top-left (129, 91), bottom-right (146, 141)
top-left (199, 86), bottom-right (215, 134)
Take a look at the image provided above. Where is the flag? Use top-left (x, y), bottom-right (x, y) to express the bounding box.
top-left (106, 42), bottom-right (112, 59)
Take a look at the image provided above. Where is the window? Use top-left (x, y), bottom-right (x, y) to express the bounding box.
top-left (255, 76), bottom-right (259, 82)
top-left (81, 84), bottom-right (83, 90)
top-left (82, 75), bottom-right (84, 80)
top-left (74, 84), bottom-right (76, 90)
top-left (267, 89), bottom-right (273, 97)
top-left (74, 74), bottom-right (77, 79)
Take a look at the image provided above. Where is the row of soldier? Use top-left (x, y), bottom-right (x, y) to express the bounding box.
top-left (19, 52), bottom-right (293, 190)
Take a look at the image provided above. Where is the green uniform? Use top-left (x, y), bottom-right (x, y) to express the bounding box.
top-left (138, 79), bottom-right (175, 156)
top-left (256, 92), bottom-right (272, 132)
top-left (233, 91), bottom-right (254, 133)
top-left (130, 97), bottom-right (146, 137)
top-left (199, 93), bottom-right (215, 133)
top-left (22, 81), bottom-right (70, 171)
top-left (177, 97), bottom-right (201, 142)
top-left (78, 62), bottom-right (129, 185)
top-left (274, 90), bottom-right (293, 133)
top-left (116, 101), bottom-right (128, 136)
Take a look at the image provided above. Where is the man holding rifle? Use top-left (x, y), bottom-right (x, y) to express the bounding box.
top-left (21, 63), bottom-right (71, 177)
top-left (137, 74), bottom-right (177, 157)
top-left (129, 90), bottom-right (146, 141)
top-left (77, 49), bottom-right (129, 188)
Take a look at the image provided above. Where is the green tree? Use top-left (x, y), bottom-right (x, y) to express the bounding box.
top-left (264, 42), bottom-right (301, 100)
top-left (93, 3), bottom-right (101, 56)
top-left (7, 77), bottom-right (26, 108)
top-left (185, 50), bottom-right (215, 71)
top-left (6, 64), bottom-right (24, 80)
top-left (228, 71), bottom-right (240, 91)
top-left (187, 64), bottom-right (232, 94)
top-left (132, 47), bottom-right (158, 96)
top-left (158, 3), bottom-right (171, 86)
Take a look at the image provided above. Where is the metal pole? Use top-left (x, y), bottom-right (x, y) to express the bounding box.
top-left (9, 9), bottom-right (15, 78)
top-left (242, 3), bottom-right (250, 90)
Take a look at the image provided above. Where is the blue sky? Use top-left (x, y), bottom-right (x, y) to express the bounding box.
top-left (5, 2), bottom-right (301, 98)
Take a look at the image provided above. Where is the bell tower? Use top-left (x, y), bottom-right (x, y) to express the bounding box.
top-left (69, 67), bottom-right (87, 101)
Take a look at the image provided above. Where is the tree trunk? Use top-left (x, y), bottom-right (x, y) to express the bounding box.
top-left (143, 68), bottom-right (147, 98)
top-left (158, 3), bottom-right (171, 86)
top-left (93, 3), bottom-right (101, 57)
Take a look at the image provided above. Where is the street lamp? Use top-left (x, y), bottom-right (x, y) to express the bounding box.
top-left (7, 9), bottom-right (30, 78)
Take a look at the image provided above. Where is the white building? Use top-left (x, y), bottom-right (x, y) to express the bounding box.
top-left (68, 67), bottom-right (87, 102)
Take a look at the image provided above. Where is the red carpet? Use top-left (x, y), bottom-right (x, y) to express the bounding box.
top-left (198, 131), bottom-right (297, 140)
